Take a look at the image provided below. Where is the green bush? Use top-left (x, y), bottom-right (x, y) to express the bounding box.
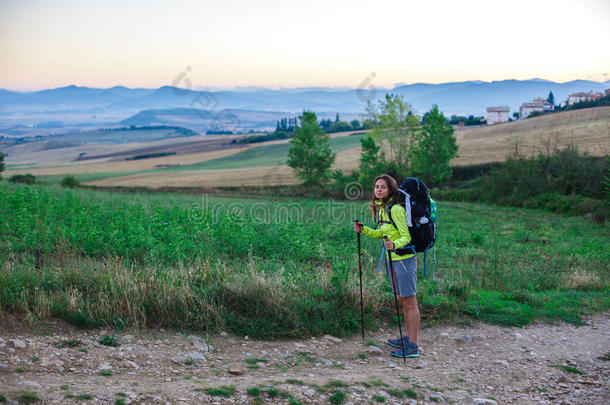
top-left (61, 175), bottom-right (80, 188)
top-left (8, 173), bottom-right (36, 185)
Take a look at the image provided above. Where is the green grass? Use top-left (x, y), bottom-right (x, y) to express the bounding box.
top-left (15, 367), bottom-right (24, 373)
top-left (368, 378), bottom-right (389, 387)
top-left (325, 380), bottom-right (349, 388)
top-left (329, 389), bottom-right (346, 404)
top-left (372, 395), bottom-right (386, 402)
top-left (54, 339), bottom-right (81, 348)
top-left (99, 335), bottom-right (120, 347)
top-left (18, 392), bottom-right (39, 403)
top-left (245, 357), bottom-right (268, 364)
top-left (246, 387), bottom-right (261, 396)
top-left (553, 364), bottom-right (585, 374)
top-left (77, 394), bottom-right (93, 400)
top-left (0, 183), bottom-right (608, 338)
top-left (100, 369), bottom-right (112, 376)
top-left (203, 386), bottom-right (235, 397)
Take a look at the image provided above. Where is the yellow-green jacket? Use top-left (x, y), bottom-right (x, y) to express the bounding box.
top-left (361, 198), bottom-right (414, 261)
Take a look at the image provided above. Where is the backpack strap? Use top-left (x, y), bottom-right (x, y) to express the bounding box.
top-left (386, 203), bottom-right (398, 230)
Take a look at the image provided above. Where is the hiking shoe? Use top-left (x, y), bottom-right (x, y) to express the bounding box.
top-left (391, 342), bottom-right (419, 358)
top-left (387, 335), bottom-right (409, 349)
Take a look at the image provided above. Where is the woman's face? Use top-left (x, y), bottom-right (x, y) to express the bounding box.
top-left (374, 178), bottom-right (390, 199)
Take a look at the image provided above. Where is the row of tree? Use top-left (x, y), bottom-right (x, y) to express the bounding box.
top-left (287, 94), bottom-right (459, 189)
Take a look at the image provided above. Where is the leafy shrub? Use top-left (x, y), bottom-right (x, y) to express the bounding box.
top-left (99, 335), bottom-right (120, 347)
top-left (61, 175), bottom-right (80, 188)
top-left (8, 173), bottom-right (35, 184)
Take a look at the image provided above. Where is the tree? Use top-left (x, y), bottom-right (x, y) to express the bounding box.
top-left (364, 93), bottom-right (419, 175)
top-left (287, 111), bottom-right (335, 187)
top-left (547, 91), bottom-right (555, 106)
top-left (411, 105), bottom-right (458, 184)
top-left (350, 119), bottom-right (361, 129)
top-left (0, 152), bottom-right (4, 180)
top-left (358, 136), bottom-right (385, 188)
top-left (61, 175), bottom-right (80, 188)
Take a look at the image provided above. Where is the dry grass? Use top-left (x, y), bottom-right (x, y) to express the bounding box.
top-left (4, 147), bottom-right (250, 176)
top-left (88, 145), bottom-right (362, 188)
top-left (451, 107), bottom-right (610, 165)
top-left (562, 269), bottom-right (604, 291)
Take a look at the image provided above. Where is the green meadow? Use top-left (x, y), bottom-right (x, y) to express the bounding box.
top-left (0, 182), bottom-right (608, 337)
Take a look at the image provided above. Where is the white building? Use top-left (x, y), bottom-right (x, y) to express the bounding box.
top-left (486, 107), bottom-right (510, 125)
top-left (567, 91), bottom-right (604, 105)
top-left (519, 97), bottom-right (554, 119)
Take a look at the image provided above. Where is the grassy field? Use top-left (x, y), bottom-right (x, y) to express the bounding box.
top-left (4, 107), bottom-right (608, 188)
top-left (1, 183), bottom-right (608, 337)
top-left (31, 133), bottom-right (364, 186)
top-left (450, 106), bottom-right (610, 165)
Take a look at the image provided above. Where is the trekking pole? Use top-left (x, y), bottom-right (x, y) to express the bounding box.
top-left (354, 219), bottom-right (364, 341)
top-left (384, 235), bottom-right (406, 363)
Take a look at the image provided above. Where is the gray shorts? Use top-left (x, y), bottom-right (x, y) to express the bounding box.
top-left (385, 255), bottom-right (417, 298)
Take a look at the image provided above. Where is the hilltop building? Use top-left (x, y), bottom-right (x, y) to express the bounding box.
top-left (519, 97), bottom-right (554, 119)
top-left (485, 107), bottom-right (510, 125)
top-left (567, 91), bottom-right (604, 105)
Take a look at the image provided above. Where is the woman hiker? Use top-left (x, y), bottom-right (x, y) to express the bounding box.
top-left (353, 174), bottom-right (420, 358)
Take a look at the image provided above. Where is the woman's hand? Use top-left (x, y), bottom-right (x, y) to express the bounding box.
top-left (384, 239), bottom-right (395, 251)
top-left (354, 221), bottom-right (363, 233)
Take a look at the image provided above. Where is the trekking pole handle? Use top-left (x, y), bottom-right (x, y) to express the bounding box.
top-left (383, 235), bottom-right (394, 251)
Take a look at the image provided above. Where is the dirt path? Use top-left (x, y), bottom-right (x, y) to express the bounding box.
top-left (1, 314), bottom-right (608, 404)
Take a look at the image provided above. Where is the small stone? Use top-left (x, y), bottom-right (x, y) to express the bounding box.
top-left (124, 360), bottom-right (139, 369)
top-left (220, 331), bottom-right (228, 337)
top-left (122, 334), bottom-right (134, 343)
top-left (378, 390), bottom-right (391, 399)
top-left (187, 352), bottom-right (205, 361)
top-left (164, 377), bottom-right (171, 382)
top-left (323, 334), bottom-right (343, 343)
top-left (458, 335), bottom-right (472, 343)
top-left (10, 339), bottom-right (26, 349)
top-left (474, 399), bottom-right (497, 405)
top-left (244, 335), bottom-right (249, 340)
top-left (303, 389), bottom-right (316, 397)
top-left (170, 355), bottom-right (187, 364)
top-left (366, 346), bottom-right (383, 354)
top-left (23, 381), bottom-right (42, 389)
top-left (228, 366), bottom-right (245, 375)
top-left (99, 363), bottom-right (112, 371)
top-left (515, 332), bottom-right (523, 339)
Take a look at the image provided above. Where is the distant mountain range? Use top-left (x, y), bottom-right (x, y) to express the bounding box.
top-left (0, 79), bottom-right (608, 134)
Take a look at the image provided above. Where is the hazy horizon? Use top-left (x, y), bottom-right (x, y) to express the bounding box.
top-left (1, 77), bottom-right (609, 93)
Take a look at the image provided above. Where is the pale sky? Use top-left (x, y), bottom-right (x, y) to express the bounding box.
top-left (1, 0), bottom-right (609, 91)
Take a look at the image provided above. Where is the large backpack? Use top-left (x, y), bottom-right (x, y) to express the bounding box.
top-left (386, 177), bottom-right (437, 278)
